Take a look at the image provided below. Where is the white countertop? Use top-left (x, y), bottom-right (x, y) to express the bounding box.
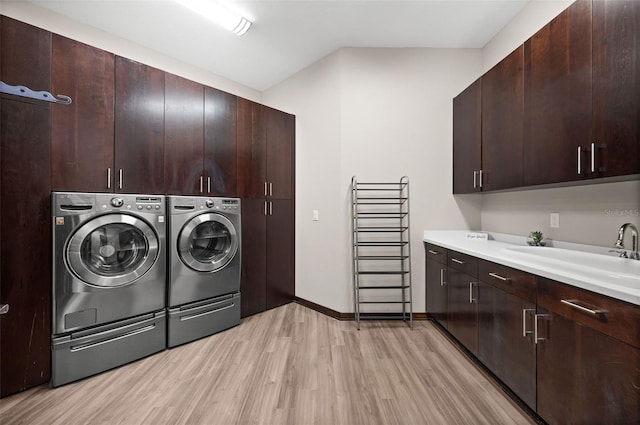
top-left (423, 230), bottom-right (640, 307)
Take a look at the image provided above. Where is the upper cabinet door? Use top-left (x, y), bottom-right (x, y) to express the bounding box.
top-left (453, 78), bottom-right (482, 194)
top-left (204, 87), bottom-right (237, 197)
top-left (266, 107), bottom-right (294, 200)
top-left (51, 35), bottom-right (115, 192)
top-left (482, 46), bottom-right (524, 191)
top-left (1, 17), bottom-right (50, 93)
top-left (592, 0), bottom-right (640, 177)
top-left (114, 57), bottom-right (165, 194)
top-left (523, 0), bottom-right (593, 186)
top-left (164, 73), bottom-right (204, 195)
top-left (237, 98), bottom-right (267, 199)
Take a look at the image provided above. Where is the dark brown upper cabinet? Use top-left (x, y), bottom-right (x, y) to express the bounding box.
top-left (237, 99), bottom-right (294, 200)
top-left (481, 46), bottom-right (524, 191)
top-left (454, 0), bottom-right (639, 193)
top-left (1, 16), bottom-right (51, 94)
top-left (265, 106), bottom-right (295, 200)
top-left (237, 98), bottom-right (267, 199)
top-left (523, 0), bottom-right (593, 186)
top-left (115, 57), bottom-right (165, 194)
top-left (592, 0), bottom-right (640, 178)
top-left (51, 35), bottom-right (115, 192)
top-left (164, 73), bottom-right (204, 195)
top-left (204, 87), bottom-right (238, 197)
top-left (452, 78), bottom-right (482, 194)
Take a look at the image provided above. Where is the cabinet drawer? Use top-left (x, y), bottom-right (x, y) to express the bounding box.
top-left (425, 243), bottom-right (447, 264)
top-left (537, 277), bottom-right (640, 349)
top-left (479, 260), bottom-right (536, 304)
top-left (447, 250), bottom-right (478, 277)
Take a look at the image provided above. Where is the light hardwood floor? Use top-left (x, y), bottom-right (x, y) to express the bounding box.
top-left (0, 303), bottom-right (536, 425)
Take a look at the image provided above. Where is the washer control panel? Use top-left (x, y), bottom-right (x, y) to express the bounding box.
top-left (95, 194), bottom-right (165, 214)
top-left (199, 197), bottom-right (240, 214)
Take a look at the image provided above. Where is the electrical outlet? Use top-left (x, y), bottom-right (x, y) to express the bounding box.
top-left (550, 212), bottom-right (560, 228)
top-left (313, 210), bottom-right (319, 221)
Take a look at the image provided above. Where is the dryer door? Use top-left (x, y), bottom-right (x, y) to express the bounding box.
top-left (178, 213), bottom-right (238, 272)
top-left (66, 214), bottom-right (159, 287)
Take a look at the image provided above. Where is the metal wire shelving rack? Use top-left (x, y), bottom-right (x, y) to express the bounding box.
top-left (351, 176), bottom-right (412, 330)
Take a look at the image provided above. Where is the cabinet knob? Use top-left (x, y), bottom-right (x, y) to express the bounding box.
top-left (0, 304), bottom-right (8, 315)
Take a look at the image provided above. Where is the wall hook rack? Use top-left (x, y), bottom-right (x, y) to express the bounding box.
top-left (0, 81), bottom-right (72, 105)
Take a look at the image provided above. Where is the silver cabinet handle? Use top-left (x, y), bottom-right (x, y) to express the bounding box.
top-left (107, 168), bottom-right (111, 189)
top-left (577, 146), bottom-right (585, 175)
top-left (534, 313), bottom-right (550, 344)
top-left (522, 308), bottom-right (534, 337)
top-left (473, 171), bottom-right (477, 188)
top-left (199, 176), bottom-right (203, 193)
top-left (269, 182), bottom-right (273, 197)
top-left (428, 250), bottom-right (440, 255)
top-left (264, 201), bottom-right (268, 216)
top-left (479, 170), bottom-right (483, 188)
top-left (0, 304), bottom-right (9, 315)
top-left (264, 182), bottom-right (268, 197)
top-left (207, 176), bottom-right (211, 193)
top-left (577, 146), bottom-right (581, 174)
top-left (268, 201), bottom-right (273, 216)
top-left (451, 258), bottom-right (465, 265)
top-left (440, 268), bottom-right (446, 286)
top-left (488, 272), bottom-right (510, 281)
top-left (469, 282), bottom-right (476, 303)
top-left (118, 169), bottom-right (123, 190)
top-left (590, 142), bottom-right (606, 173)
top-left (560, 299), bottom-right (604, 316)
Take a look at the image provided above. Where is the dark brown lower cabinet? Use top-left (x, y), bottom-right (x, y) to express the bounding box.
top-left (477, 282), bottom-right (536, 410)
top-left (447, 269), bottom-right (478, 355)
top-left (265, 200), bottom-right (294, 309)
top-left (240, 199), bottom-right (294, 317)
top-left (427, 243), bottom-right (640, 424)
top-left (425, 257), bottom-right (448, 328)
top-left (0, 99), bottom-right (52, 397)
top-left (536, 308), bottom-right (640, 425)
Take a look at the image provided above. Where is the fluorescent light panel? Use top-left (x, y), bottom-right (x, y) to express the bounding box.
top-left (176, 0), bottom-right (251, 36)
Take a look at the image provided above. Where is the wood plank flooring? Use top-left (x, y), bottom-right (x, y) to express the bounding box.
top-left (0, 303), bottom-right (535, 425)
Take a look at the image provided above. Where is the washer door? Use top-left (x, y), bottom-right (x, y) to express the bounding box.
top-left (178, 213), bottom-right (238, 272)
top-left (66, 214), bottom-right (159, 287)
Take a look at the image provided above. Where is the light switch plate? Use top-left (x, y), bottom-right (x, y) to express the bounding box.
top-left (550, 212), bottom-right (560, 228)
top-left (313, 210), bottom-right (319, 221)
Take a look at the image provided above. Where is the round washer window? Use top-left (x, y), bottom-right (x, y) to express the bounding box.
top-left (80, 223), bottom-right (148, 277)
top-left (178, 213), bottom-right (238, 272)
top-left (67, 214), bottom-right (159, 287)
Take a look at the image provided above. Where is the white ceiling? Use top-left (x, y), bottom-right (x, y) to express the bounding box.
top-left (30, 0), bottom-right (529, 91)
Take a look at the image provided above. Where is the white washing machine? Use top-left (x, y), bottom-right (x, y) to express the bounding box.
top-left (51, 192), bottom-right (167, 387)
top-left (166, 196), bottom-right (241, 347)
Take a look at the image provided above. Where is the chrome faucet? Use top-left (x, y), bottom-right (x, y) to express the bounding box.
top-left (614, 223), bottom-right (639, 260)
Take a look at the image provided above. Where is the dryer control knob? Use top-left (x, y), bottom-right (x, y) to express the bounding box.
top-left (205, 200), bottom-right (214, 208)
top-left (111, 197), bottom-right (124, 208)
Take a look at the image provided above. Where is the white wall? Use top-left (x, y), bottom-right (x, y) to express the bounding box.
top-left (264, 48), bottom-right (483, 313)
top-left (0, 1), bottom-right (261, 101)
top-left (480, 0), bottom-right (640, 246)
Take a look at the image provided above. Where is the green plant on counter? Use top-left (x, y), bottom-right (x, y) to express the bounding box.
top-left (528, 230), bottom-right (545, 246)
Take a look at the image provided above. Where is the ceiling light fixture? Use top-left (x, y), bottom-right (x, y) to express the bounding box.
top-left (175, 0), bottom-right (252, 36)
